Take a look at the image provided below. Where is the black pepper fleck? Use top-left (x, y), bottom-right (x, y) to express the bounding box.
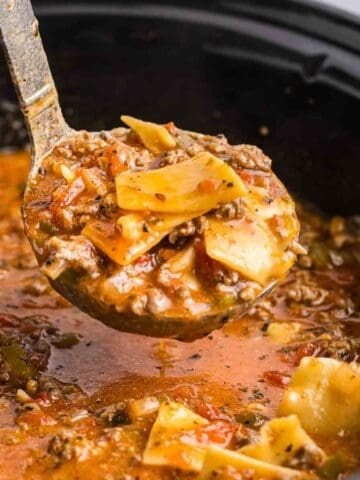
top-left (189, 353), bottom-right (201, 360)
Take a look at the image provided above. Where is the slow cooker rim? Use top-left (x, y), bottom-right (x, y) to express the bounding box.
top-left (294, 0), bottom-right (360, 23)
top-left (32, 1), bottom-right (360, 100)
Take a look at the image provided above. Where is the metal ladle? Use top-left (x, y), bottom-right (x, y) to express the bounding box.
top-left (0, 0), bottom-right (279, 340)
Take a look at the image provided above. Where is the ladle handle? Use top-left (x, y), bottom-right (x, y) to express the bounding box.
top-left (0, 0), bottom-right (69, 159)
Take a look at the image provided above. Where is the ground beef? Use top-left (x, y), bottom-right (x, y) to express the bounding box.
top-left (98, 193), bottom-right (118, 216)
top-left (284, 446), bottom-right (324, 470)
top-left (177, 130), bottom-right (271, 171)
top-left (213, 198), bottom-right (245, 220)
top-left (297, 254), bottom-right (313, 269)
top-left (174, 130), bottom-right (205, 157)
top-left (48, 432), bottom-right (100, 465)
top-left (214, 269), bottom-right (240, 286)
top-left (95, 402), bottom-right (130, 427)
top-left (43, 236), bottom-right (100, 279)
top-left (131, 149), bottom-right (153, 169)
top-left (69, 202), bottom-right (100, 217)
top-left (48, 434), bottom-right (73, 462)
top-left (238, 283), bottom-right (262, 302)
top-left (168, 216), bottom-right (208, 245)
top-left (286, 284), bottom-right (328, 306)
top-left (318, 337), bottom-right (360, 361)
top-left (158, 149), bottom-right (190, 167)
top-left (230, 145), bottom-right (272, 171)
top-left (129, 294), bottom-right (148, 316)
top-left (146, 288), bottom-right (172, 316)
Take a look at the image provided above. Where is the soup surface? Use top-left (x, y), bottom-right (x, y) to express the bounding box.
top-left (0, 150), bottom-right (359, 479)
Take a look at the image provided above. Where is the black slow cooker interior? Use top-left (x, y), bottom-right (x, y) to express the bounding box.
top-left (1, 1), bottom-right (359, 216)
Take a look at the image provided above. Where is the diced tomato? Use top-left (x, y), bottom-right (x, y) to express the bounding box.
top-left (166, 279), bottom-right (188, 297)
top-left (194, 240), bottom-right (207, 259)
top-left (293, 343), bottom-right (318, 365)
top-left (17, 408), bottom-right (57, 427)
top-left (170, 385), bottom-right (197, 402)
top-left (134, 253), bottom-right (151, 266)
top-left (268, 176), bottom-right (285, 199)
top-left (267, 215), bottom-right (291, 240)
top-left (35, 392), bottom-right (52, 407)
top-left (280, 342), bottom-right (317, 366)
top-left (101, 145), bottom-right (127, 177)
top-left (194, 420), bottom-right (236, 447)
top-left (196, 401), bottom-right (231, 422)
top-left (73, 416), bottom-right (98, 437)
top-left (0, 314), bottom-right (19, 328)
top-left (133, 253), bottom-right (155, 273)
top-left (195, 241), bottom-right (225, 284)
top-left (238, 170), bottom-right (255, 185)
top-left (197, 179), bottom-right (217, 194)
top-left (164, 121), bottom-right (176, 133)
top-left (263, 370), bottom-right (290, 388)
top-left (50, 177), bottom-right (86, 213)
top-left (108, 156), bottom-right (127, 177)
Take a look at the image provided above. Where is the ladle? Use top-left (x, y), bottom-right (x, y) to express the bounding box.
top-left (0, 0), bottom-right (297, 340)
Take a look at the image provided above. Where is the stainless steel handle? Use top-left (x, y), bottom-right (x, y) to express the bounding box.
top-left (0, 0), bottom-right (69, 160)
